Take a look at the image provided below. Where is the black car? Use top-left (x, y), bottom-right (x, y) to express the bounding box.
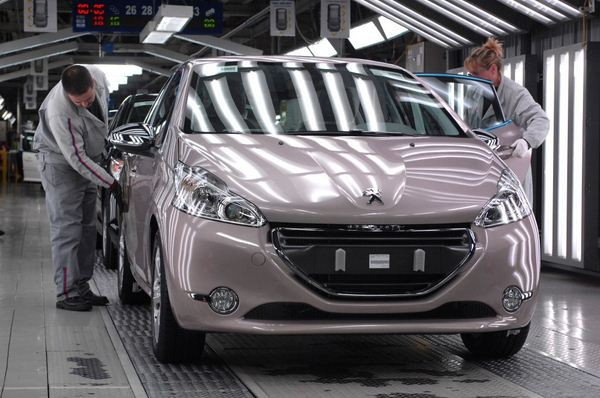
top-left (97, 93), bottom-right (158, 269)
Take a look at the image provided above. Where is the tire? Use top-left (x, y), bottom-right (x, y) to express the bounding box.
top-left (151, 231), bottom-right (206, 363)
top-left (101, 195), bottom-right (117, 270)
top-left (117, 220), bottom-right (146, 304)
top-left (461, 323), bottom-right (530, 358)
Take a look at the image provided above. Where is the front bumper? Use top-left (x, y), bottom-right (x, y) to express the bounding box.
top-left (160, 207), bottom-right (540, 335)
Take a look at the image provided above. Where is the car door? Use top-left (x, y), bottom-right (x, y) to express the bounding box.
top-left (123, 70), bottom-right (183, 283)
top-left (416, 74), bottom-right (530, 183)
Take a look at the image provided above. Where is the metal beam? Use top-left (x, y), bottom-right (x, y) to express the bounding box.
top-left (174, 34), bottom-right (263, 56)
top-left (77, 43), bottom-right (186, 65)
top-left (0, 28), bottom-right (88, 57)
top-left (129, 61), bottom-right (171, 76)
top-left (0, 41), bottom-right (79, 70)
top-left (0, 57), bottom-right (73, 83)
top-left (141, 45), bottom-right (188, 63)
top-left (72, 55), bottom-right (172, 74)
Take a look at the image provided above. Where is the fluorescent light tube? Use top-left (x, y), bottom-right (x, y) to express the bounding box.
top-left (497, 0), bottom-right (555, 24)
top-left (308, 38), bottom-right (337, 57)
top-left (154, 5), bottom-right (193, 32)
top-left (571, 48), bottom-right (584, 262)
top-left (449, 0), bottom-right (520, 32)
top-left (285, 47), bottom-right (313, 56)
top-left (543, 54), bottom-right (555, 256)
top-left (349, 21), bottom-right (385, 49)
top-left (519, 0), bottom-right (568, 20)
top-left (377, 16), bottom-right (408, 39)
top-left (557, 51), bottom-right (569, 258)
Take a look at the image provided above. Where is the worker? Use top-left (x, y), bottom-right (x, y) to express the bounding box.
top-left (34, 65), bottom-right (120, 311)
top-left (464, 37), bottom-right (549, 203)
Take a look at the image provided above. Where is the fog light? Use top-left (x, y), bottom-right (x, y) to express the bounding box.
top-left (502, 286), bottom-right (523, 312)
top-left (209, 287), bottom-right (239, 315)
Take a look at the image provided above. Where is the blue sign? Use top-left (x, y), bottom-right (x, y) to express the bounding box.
top-left (72, 0), bottom-right (223, 35)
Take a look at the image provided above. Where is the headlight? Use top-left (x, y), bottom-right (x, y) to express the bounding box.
top-left (173, 162), bottom-right (266, 227)
top-left (475, 169), bottom-right (531, 228)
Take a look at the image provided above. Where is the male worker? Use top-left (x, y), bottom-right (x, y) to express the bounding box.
top-left (34, 65), bottom-right (120, 311)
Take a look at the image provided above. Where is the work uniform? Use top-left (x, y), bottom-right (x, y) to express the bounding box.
top-left (33, 66), bottom-right (115, 301)
top-left (481, 76), bottom-right (549, 203)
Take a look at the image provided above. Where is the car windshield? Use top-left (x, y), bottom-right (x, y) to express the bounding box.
top-left (183, 61), bottom-right (466, 137)
top-left (417, 75), bottom-right (506, 131)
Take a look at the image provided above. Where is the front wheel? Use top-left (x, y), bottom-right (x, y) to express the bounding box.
top-left (151, 231), bottom-right (206, 363)
top-left (461, 323), bottom-right (530, 358)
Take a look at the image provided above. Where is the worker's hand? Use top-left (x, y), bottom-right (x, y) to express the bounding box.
top-left (511, 138), bottom-right (530, 158)
top-left (109, 180), bottom-right (123, 209)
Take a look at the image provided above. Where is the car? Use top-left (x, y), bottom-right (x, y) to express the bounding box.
top-left (107, 56), bottom-right (539, 363)
top-left (96, 93), bottom-right (157, 270)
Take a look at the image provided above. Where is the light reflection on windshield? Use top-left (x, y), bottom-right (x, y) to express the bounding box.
top-left (183, 62), bottom-right (466, 137)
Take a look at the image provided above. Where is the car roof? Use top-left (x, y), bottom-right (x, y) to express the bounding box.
top-left (186, 56), bottom-right (409, 74)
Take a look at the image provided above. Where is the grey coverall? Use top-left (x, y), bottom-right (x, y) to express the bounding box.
top-left (481, 76), bottom-right (550, 203)
top-left (33, 66), bottom-right (115, 301)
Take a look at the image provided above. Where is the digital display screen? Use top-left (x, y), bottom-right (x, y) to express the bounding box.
top-left (73, 0), bottom-right (223, 34)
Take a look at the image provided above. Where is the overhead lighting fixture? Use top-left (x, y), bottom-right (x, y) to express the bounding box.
top-left (153, 4), bottom-right (193, 31)
top-left (349, 21), bottom-right (385, 49)
top-left (497, 0), bottom-right (555, 24)
top-left (285, 46), bottom-right (313, 56)
top-left (140, 21), bottom-right (175, 44)
top-left (140, 4), bottom-right (193, 44)
top-left (542, 0), bottom-right (583, 17)
top-left (416, 0), bottom-right (497, 36)
top-left (449, 0), bottom-right (520, 33)
top-left (518, 0), bottom-right (569, 20)
top-left (377, 16), bottom-right (408, 39)
top-left (352, 0), bottom-right (462, 48)
top-left (308, 38), bottom-right (337, 57)
top-left (371, 0), bottom-right (471, 45)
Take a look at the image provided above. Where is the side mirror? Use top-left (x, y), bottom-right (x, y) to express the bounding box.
top-left (108, 123), bottom-right (154, 157)
top-left (472, 129), bottom-right (500, 150)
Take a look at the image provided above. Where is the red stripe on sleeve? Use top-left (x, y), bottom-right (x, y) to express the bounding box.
top-left (68, 118), bottom-right (111, 186)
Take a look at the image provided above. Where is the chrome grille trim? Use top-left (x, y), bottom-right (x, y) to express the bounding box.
top-left (271, 226), bottom-right (476, 299)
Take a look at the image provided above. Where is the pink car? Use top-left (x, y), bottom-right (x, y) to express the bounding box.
top-left (108, 57), bottom-right (539, 363)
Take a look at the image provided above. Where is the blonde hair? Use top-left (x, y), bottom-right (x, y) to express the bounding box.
top-left (464, 37), bottom-right (504, 72)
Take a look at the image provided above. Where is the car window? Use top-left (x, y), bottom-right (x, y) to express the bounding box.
top-left (147, 71), bottom-right (182, 130)
top-left (417, 75), bottom-right (505, 131)
top-left (126, 101), bottom-right (155, 124)
top-left (109, 97), bottom-right (131, 131)
top-left (183, 61), bottom-right (466, 137)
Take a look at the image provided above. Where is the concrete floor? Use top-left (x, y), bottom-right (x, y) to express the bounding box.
top-left (2, 182), bottom-right (600, 398)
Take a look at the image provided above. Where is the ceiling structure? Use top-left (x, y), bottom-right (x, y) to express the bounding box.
top-left (0, 0), bottom-right (592, 116)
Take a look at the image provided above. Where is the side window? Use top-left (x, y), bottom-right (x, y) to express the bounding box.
top-left (147, 70), bottom-right (182, 145)
top-left (109, 98), bottom-right (130, 130)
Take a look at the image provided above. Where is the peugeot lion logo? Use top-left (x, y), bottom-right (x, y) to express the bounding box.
top-left (362, 188), bottom-right (383, 205)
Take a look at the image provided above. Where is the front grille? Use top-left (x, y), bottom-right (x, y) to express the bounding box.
top-left (272, 225), bottom-right (475, 298)
top-left (244, 302), bottom-right (496, 321)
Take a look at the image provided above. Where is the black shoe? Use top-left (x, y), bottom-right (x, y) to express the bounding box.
top-left (81, 291), bottom-right (109, 306)
top-left (56, 297), bottom-right (92, 311)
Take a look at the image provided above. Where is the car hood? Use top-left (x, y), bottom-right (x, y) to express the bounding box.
top-left (178, 134), bottom-right (504, 224)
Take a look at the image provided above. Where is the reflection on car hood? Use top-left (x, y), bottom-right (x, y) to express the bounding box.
top-left (178, 134), bottom-right (504, 224)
